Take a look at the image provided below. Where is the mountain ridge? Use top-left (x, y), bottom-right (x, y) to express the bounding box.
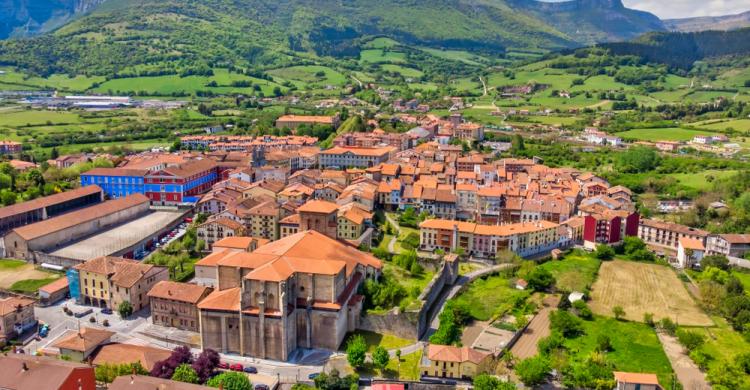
top-left (664, 10), bottom-right (750, 32)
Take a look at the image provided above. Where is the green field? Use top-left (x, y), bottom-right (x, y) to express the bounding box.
top-left (668, 170), bottom-right (738, 191)
top-left (360, 49), bottom-right (407, 63)
top-left (0, 110), bottom-right (83, 127)
top-left (268, 65), bottom-right (347, 88)
top-left (380, 64), bottom-right (423, 78)
top-left (0, 68), bottom-right (104, 91)
top-left (682, 317), bottom-right (750, 387)
top-left (692, 119), bottom-right (750, 132)
top-left (616, 127), bottom-right (718, 142)
top-left (417, 47), bottom-right (488, 66)
top-left (381, 262), bottom-right (435, 312)
top-left (538, 253), bottom-right (600, 292)
top-left (452, 274), bottom-right (530, 321)
top-left (11, 276), bottom-right (62, 293)
top-left (94, 69), bottom-right (284, 96)
top-left (341, 330), bottom-right (413, 352)
top-left (564, 316), bottom-right (676, 389)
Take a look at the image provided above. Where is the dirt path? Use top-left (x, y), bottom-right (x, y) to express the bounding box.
top-left (657, 332), bottom-right (711, 390)
top-left (0, 264), bottom-right (55, 289)
top-left (509, 295), bottom-right (560, 359)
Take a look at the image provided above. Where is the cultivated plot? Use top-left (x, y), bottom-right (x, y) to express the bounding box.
top-left (589, 260), bottom-right (713, 326)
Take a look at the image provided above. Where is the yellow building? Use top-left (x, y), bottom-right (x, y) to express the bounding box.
top-left (420, 344), bottom-right (491, 380)
top-left (74, 256), bottom-right (168, 311)
top-left (248, 200), bottom-right (280, 240)
top-left (336, 206), bottom-right (372, 240)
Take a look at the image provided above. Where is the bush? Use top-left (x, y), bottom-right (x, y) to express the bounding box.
top-left (171, 364), bottom-right (199, 384)
top-left (596, 334), bottom-right (613, 352)
top-left (118, 300), bottom-right (133, 318)
top-left (526, 268), bottom-right (556, 292)
top-left (676, 329), bottom-right (706, 350)
top-left (537, 331), bottom-right (566, 355)
top-left (473, 374), bottom-right (517, 390)
top-left (659, 318), bottom-right (677, 335)
top-left (572, 300), bottom-right (593, 320)
top-left (206, 371), bottom-right (252, 390)
top-left (612, 305), bottom-right (626, 320)
top-left (643, 312), bottom-right (654, 327)
top-left (594, 244), bottom-right (615, 260)
top-left (689, 349), bottom-right (713, 370)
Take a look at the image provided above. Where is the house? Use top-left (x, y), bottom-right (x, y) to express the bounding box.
top-left (0, 296), bottom-right (36, 344)
top-left (613, 371), bottom-right (660, 390)
top-left (420, 344), bottom-right (492, 379)
top-left (638, 219), bottom-right (709, 255)
top-left (279, 213), bottom-right (301, 239)
top-left (73, 256), bottom-right (168, 311)
top-left (196, 217), bottom-right (247, 248)
top-left (0, 354), bottom-right (96, 390)
top-left (677, 237), bottom-right (705, 269)
top-left (275, 114), bottom-right (340, 130)
top-left (92, 343), bottom-right (172, 372)
top-left (0, 141), bottom-right (22, 154)
top-left (337, 205), bottom-right (373, 241)
top-left (655, 141), bottom-right (681, 152)
top-left (38, 277), bottom-right (70, 306)
top-left (54, 327), bottom-right (115, 361)
top-left (706, 234), bottom-right (750, 258)
top-left (319, 146), bottom-right (394, 169)
top-left (148, 281), bottom-right (213, 332)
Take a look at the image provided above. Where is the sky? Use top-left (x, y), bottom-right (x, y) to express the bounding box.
top-left (622, 0), bottom-right (750, 19)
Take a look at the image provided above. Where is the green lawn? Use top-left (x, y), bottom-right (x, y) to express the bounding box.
top-left (417, 47), bottom-right (488, 66)
top-left (682, 316), bottom-right (750, 387)
top-left (564, 316), bottom-right (676, 389)
top-left (11, 277), bottom-right (62, 293)
top-left (357, 350), bottom-right (422, 381)
top-left (380, 64), bottom-right (423, 78)
top-left (268, 65), bottom-right (347, 88)
top-left (0, 110), bottom-right (83, 127)
top-left (452, 274), bottom-right (529, 321)
top-left (341, 330), bottom-right (413, 352)
top-left (0, 259), bottom-right (28, 270)
top-left (360, 49), bottom-right (407, 63)
top-left (692, 119), bottom-right (750, 132)
top-left (382, 262), bottom-right (435, 311)
top-left (538, 252), bottom-right (600, 292)
top-left (615, 127), bottom-right (718, 142)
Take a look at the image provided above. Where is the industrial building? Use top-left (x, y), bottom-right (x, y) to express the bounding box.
top-left (0, 185), bottom-right (103, 236)
top-left (3, 194), bottom-right (150, 261)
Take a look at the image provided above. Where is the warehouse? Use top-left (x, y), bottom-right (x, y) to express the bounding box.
top-left (3, 194), bottom-right (150, 261)
top-left (49, 210), bottom-right (186, 261)
top-left (0, 185), bottom-right (103, 236)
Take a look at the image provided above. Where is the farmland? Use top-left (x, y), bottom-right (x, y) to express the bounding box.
top-left (589, 260), bottom-right (713, 326)
top-left (615, 127), bottom-right (718, 142)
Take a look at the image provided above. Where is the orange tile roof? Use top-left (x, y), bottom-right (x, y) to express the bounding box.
top-left (11, 194), bottom-right (149, 240)
top-left (613, 371), bottom-right (660, 385)
top-left (54, 327), bottom-right (115, 352)
top-left (426, 344), bottom-right (489, 365)
top-left (147, 281), bottom-right (212, 303)
top-left (197, 287), bottom-right (241, 311)
top-left (0, 355), bottom-right (93, 390)
top-left (420, 219), bottom-right (558, 237)
top-left (92, 343), bottom-right (171, 371)
top-left (74, 256), bottom-right (161, 288)
top-left (38, 277), bottom-right (69, 294)
top-left (277, 114), bottom-right (336, 124)
top-left (0, 185), bottom-right (102, 220)
top-left (195, 249), bottom-right (232, 267)
top-left (0, 296), bottom-right (34, 316)
top-left (321, 146), bottom-right (394, 157)
top-left (298, 199), bottom-right (339, 214)
top-left (679, 237), bottom-right (705, 251)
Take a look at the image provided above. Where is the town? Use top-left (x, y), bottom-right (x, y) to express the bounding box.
top-left (0, 107), bottom-right (747, 390)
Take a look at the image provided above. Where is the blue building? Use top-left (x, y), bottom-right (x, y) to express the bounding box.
top-left (80, 168), bottom-right (147, 199)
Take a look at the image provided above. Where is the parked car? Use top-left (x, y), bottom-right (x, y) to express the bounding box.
top-left (308, 373), bottom-right (320, 380)
top-left (229, 363), bottom-right (243, 372)
top-left (100, 308), bottom-right (113, 315)
top-left (243, 366), bottom-right (257, 374)
top-left (217, 362), bottom-right (229, 370)
top-left (254, 385), bottom-right (269, 390)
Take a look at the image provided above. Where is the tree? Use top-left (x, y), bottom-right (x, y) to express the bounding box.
top-left (312, 369), bottom-right (359, 390)
top-left (526, 268), bottom-right (555, 292)
top-left (550, 310), bottom-right (583, 337)
top-left (346, 335), bottom-right (367, 369)
top-left (206, 371), bottom-right (252, 390)
top-left (594, 244), bottom-right (615, 260)
top-left (151, 345), bottom-right (194, 379)
top-left (596, 334), bottom-right (612, 352)
top-left (616, 146), bottom-right (660, 173)
top-left (171, 363), bottom-right (199, 384)
top-left (612, 305), bottom-right (626, 320)
top-left (372, 346), bottom-right (390, 374)
top-left (473, 374), bottom-right (517, 390)
top-left (95, 362), bottom-right (147, 383)
top-left (118, 300), bottom-right (133, 318)
top-left (192, 348), bottom-right (220, 383)
top-left (515, 355), bottom-right (551, 386)
top-left (702, 254), bottom-right (730, 271)
top-left (643, 312), bottom-right (655, 327)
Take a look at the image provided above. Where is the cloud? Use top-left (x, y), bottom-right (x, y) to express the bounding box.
top-left (623, 0), bottom-right (750, 19)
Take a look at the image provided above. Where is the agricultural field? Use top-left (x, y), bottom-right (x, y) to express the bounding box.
top-left (94, 69), bottom-right (285, 96)
top-left (589, 260), bottom-right (713, 326)
top-left (668, 170), bottom-right (738, 191)
top-left (417, 47), bottom-right (489, 66)
top-left (0, 68), bottom-right (104, 92)
top-left (360, 49), bottom-right (407, 63)
top-left (564, 316), bottom-right (676, 389)
top-left (691, 119), bottom-right (750, 132)
top-left (268, 65), bottom-right (347, 88)
top-left (380, 64), bottom-right (423, 78)
top-left (537, 252), bottom-right (600, 292)
top-left (615, 127), bottom-right (718, 142)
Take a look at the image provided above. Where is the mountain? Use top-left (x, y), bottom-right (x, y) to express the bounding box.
top-left (664, 10), bottom-right (750, 33)
top-left (507, 0), bottom-right (665, 44)
top-left (0, 0), bottom-right (104, 38)
top-left (601, 27), bottom-right (750, 69)
top-left (0, 0), bottom-right (666, 77)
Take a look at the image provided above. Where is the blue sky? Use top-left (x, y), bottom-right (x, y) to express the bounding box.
top-left (622, 0), bottom-right (749, 19)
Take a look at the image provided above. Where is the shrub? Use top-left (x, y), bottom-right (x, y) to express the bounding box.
top-left (594, 244), bottom-right (615, 260)
top-left (676, 329), bottom-right (706, 350)
top-left (526, 268), bottom-right (556, 292)
top-left (550, 310), bottom-right (584, 338)
top-left (171, 364), bottom-right (199, 384)
top-left (538, 332), bottom-right (566, 355)
top-left (596, 334), bottom-right (613, 352)
top-left (118, 300), bottom-right (133, 318)
top-left (659, 318), bottom-right (677, 335)
top-left (206, 371), bottom-right (252, 390)
top-left (515, 355), bottom-right (551, 386)
top-left (643, 312), bottom-right (654, 327)
top-left (612, 306), bottom-right (625, 320)
top-left (689, 349), bottom-right (713, 370)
